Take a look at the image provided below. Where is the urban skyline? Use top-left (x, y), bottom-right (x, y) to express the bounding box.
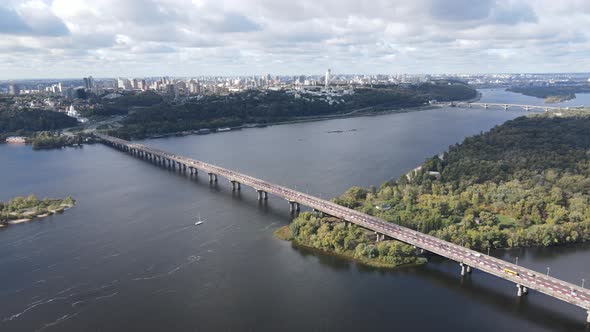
top-left (1, 0), bottom-right (590, 79)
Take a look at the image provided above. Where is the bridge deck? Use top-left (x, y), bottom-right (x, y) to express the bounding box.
top-left (438, 102), bottom-right (585, 111)
top-left (96, 133), bottom-right (590, 319)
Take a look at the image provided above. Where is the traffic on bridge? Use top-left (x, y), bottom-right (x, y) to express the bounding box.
top-left (96, 133), bottom-right (590, 324)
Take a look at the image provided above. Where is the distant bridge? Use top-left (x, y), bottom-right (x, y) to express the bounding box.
top-left (96, 133), bottom-right (590, 324)
top-left (436, 102), bottom-right (586, 112)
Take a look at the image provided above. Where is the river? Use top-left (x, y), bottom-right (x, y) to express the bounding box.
top-left (0, 89), bottom-right (588, 331)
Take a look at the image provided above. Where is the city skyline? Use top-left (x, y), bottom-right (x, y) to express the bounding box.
top-left (1, 0), bottom-right (590, 79)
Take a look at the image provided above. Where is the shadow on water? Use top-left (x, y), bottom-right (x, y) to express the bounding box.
top-left (104, 145), bottom-right (590, 331)
top-left (291, 245), bottom-right (588, 331)
top-left (420, 257), bottom-right (588, 332)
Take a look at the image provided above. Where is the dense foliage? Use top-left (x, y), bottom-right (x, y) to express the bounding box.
top-left (81, 91), bottom-right (164, 117)
top-left (507, 85), bottom-right (590, 101)
top-left (0, 195), bottom-right (75, 225)
top-left (0, 106), bottom-right (78, 139)
top-left (330, 113), bottom-right (590, 251)
top-left (28, 131), bottom-right (88, 150)
top-left (287, 213), bottom-right (426, 267)
top-left (107, 83), bottom-right (476, 139)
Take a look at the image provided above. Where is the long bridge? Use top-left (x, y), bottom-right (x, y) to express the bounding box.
top-left (96, 133), bottom-right (590, 324)
top-left (437, 102), bottom-right (585, 112)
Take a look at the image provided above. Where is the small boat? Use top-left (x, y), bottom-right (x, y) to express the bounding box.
top-left (195, 213), bottom-right (205, 226)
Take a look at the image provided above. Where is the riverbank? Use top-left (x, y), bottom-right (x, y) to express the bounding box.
top-left (278, 111), bottom-right (590, 267)
top-left (108, 104), bottom-right (442, 142)
top-left (275, 225), bottom-right (427, 269)
top-left (275, 213), bottom-right (428, 269)
top-left (0, 195), bottom-right (76, 228)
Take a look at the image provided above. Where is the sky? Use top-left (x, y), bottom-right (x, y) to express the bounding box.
top-left (0, 0), bottom-right (589, 79)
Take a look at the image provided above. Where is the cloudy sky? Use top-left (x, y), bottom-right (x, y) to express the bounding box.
top-left (0, 0), bottom-right (589, 79)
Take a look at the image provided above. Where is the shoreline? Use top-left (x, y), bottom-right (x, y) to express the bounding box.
top-left (274, 225), bottom-right (427, 269)
top-left (1, 203), bottom-right (75, 228)
top-left (125, 103), bottom-right (447, 142)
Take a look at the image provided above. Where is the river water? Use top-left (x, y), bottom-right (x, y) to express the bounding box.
top-left (0, 89), bottom-right (588, 331)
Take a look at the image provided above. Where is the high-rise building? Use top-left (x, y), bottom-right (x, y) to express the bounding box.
top-left (8, 81), bottom-right (17, 95)
top-left (83, 76), bottom-right (95, 90)
top-left (325, 69), bottom-right (331, 89)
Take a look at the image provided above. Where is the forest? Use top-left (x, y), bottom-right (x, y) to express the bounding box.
top-left (105, 82), bottom-right (476, 139)
top-left (0, 98), bottom-right (78, 140)
top-left (27, 131), bottom-right (88, 150)
top-left (507, 85), bottom-right (590, 101)
top-left (285, 112), bottom-right (590, 266)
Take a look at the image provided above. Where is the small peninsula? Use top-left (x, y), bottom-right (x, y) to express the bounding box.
top-left (0, 195), bottom-right (76, 227)
top-left (277, 111), bottom-right (590, 268)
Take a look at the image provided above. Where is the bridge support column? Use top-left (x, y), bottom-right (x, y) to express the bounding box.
top-left (460, 263), bottom-right (466, 276)
top-left (208, 173), bottom-right (217, 183)
top-left (183, 164), bottom-right (187, 172)
top-left (466, 266), bottom-right (472, 274)
top-left (230, 181), bottom-right (241, 191)
top-left (516, 284), bottom-right (524, 297)
top-left (586, 310), bottom-right (589, 324)
top-left (288, 201), bottom-right (300, 212)
top-left (256, 190), bottom-right (268, 201)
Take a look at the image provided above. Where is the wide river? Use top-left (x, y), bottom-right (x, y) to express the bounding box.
top-left (1, 89), bottom-right (589, 331)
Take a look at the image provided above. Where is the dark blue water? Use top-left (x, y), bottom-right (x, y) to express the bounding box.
top-left (1, 90), bottom-right (588, 331)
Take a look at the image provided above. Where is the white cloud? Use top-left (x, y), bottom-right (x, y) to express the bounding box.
top-left (0, 0), bottom-right (589, 78)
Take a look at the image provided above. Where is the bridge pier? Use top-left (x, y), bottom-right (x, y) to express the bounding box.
top-left (503, 104), bottom-right (509, 111)
top-left (208, 173), bottom-right (218, 183)
top-left (466, 266), bottom-right (472, 273)
top-left (182, 164), bottom-right (187, 172)
top-left (516, 284), bottom-right (523, 297)
top-left (230, 180), bottom-right (241, 191)
top-left (289, 201), bottom-right (300, 212)
top-left (374, 233), bottom-right (385, 242)
top-left (257, 190), bottom-right (268, 201)
top-left (586, 310), bottom-right (590, 324)
top-left (460, 263), bottom-right (466, 276)
top-left (484, 104), bottom-right (489, 109)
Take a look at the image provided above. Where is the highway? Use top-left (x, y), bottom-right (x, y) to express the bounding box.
top-left (96, 133), bottom-right (590, 323)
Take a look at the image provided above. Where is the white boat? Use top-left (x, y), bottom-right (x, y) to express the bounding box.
top-left (195, 213), bottom-right (205, 225)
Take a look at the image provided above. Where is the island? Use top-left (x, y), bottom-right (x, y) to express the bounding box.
top-left (0, 195), bottom-right (76, 227)
top-left (507, 85), bottom-right (590, 103)
top-left (277, 111), bottom-right (590, 268)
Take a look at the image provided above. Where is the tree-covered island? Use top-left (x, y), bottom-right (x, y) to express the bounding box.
top-left (507, 85), bottom-right (590, 103)
top-left (0, 195), bottom-right (76, 228)
top-left (277, 111), bottom-right (590, 268)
